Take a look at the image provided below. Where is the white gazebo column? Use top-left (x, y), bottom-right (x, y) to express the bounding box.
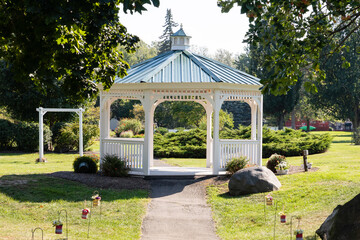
top-left (256, 96), bottom-right (263, 166)
top-left (142, 91), bottom-right (155, 176)
top-left (205, 104), bottom-right (213, 168)
top-left (99, 95), bottom-right (111, 162)
top-left (250, 101), bottom-right (257, 140)
top-left (212, 91), bottom-right (221, 175)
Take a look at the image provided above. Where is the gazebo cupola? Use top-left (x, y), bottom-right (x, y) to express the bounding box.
top-left (170, 25), bottom-right (191, 50)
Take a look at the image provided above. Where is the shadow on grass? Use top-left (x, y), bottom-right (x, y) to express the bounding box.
top-left (0, 174), bottom-right (147, 203)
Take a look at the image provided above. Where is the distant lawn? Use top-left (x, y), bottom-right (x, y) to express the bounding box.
top-left (161, 158), bottom-right (206, 167)
top-left (207, 131), bottom-right (360, 240)
top-left (0, 151), bottom-right (148, 239)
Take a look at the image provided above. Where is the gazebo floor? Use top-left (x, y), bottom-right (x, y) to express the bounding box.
top-left (130, 167), bottom-right (227, 177)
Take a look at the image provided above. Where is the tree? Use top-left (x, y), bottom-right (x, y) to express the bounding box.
top-left (0, 0), bottom-right (159, 116)
top-left (312, 29), bottom-right (360, 144)
top-left (158, 9), bottom-right (178, 54)
top-left (218, 0), bottom-right (360, 95)
top-left (119, 40), bottom-right (158, 66)
top-left (213, 49), bottom-right (235, 68)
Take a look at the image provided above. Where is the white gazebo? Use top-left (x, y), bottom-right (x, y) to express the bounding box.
top-left (99, 27), bottom-right (263, 176)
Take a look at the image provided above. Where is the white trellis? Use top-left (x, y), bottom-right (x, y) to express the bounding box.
top-left (36, 107), bottom-right (84, 161)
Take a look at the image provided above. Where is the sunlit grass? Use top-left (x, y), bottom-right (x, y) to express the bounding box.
top-left (0, 148), bottom-right (148, 239)
top-left (161, 158), bottom-right (207, 167)
top-left (208, 131), bottom-right (360, 240)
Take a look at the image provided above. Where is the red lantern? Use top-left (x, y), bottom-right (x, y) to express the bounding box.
top-left (296, 233), bottom-right (303, 240)
top-left (55, 225), bottom-right (63, 234)
top-left (82, 208), bottom-right (90, 219)
top-left (280, 214), bottom-right (286, 223)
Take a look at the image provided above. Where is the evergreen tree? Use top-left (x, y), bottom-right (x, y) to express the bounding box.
top-left (158, 9), bottom-right (178, 54)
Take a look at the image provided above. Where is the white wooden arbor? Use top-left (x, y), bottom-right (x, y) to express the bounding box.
top-left (36, 107), bottom-right (84, 161)
top-left (99, 28), bottom-right (263, 176)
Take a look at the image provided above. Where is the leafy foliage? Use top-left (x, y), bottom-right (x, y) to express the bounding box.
top-left (73, 155), bottom-right (99, 174)
top-left (101, 154), bottom-right (129, 177)
top-left (115, 118), bottom-right (143, 137)
top-left (0, 119), bottom-right (16, 150)
top-left (225, 156), bottom-right (249, 175)
top-left (53, 122), bottom-right (99, 152)
top-left (154, 129), bottom-right (207, 158)
top-left (15, 121), bottom-right (52, 152)
top-left (0, 0), bottom-right (159, 112)
top-left (119, 40), bottom-right (158, 66)
top-left (218, 0), bottom-right (360, 95)
top-left (266, 153), bottom-right (287, 173)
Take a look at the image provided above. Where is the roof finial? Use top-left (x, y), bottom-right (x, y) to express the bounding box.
top-left (180, 23), bottom-right (183, 29)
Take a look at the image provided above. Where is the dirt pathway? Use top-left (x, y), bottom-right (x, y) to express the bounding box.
top-left (141, 177), bottom-right (219, 240)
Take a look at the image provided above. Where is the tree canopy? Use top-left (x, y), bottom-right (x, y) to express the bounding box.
top-left (0, 0), bottom-right (159, 115)
top-left (218, 0), bottom-right (360, 95)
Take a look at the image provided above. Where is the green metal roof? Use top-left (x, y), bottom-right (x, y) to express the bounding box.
top-left (171, 28), bottom-right (187, 37)
top-left (114, 50), bottom-right (261, 85)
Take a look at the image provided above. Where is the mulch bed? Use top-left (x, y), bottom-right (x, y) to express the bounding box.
top-left (50, 171), bottom-right (150, 191)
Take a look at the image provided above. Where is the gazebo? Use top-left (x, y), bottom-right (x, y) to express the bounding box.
top-left (99, 28), bottom-right (263, 176)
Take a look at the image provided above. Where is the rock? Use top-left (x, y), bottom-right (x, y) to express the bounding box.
top-left (316, 193), bottom-right (360, 240)
top-left (228, 166), bottom-right (281, 196)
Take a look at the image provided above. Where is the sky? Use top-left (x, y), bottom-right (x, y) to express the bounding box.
top-left (120, 0), bottom-right (249, 55)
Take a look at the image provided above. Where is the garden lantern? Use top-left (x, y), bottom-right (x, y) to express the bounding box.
top-left (92, 194), bottom-right (101, 207)
top-left (82, 208), bottom-right (90, 219)
top-left (265, 194), bottom-right (273, 205)
top-left (280, 214), bottom-right (286, 223)
top-left (295, 230), bottom-right (303, 240)
top-left (53, 220), bottom-right (63, 234)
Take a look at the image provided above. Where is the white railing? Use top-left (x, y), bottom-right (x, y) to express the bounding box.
top-left (102, 138), bottom-right (144, 170)
top-left (219, 139), bottom-right (259, 169)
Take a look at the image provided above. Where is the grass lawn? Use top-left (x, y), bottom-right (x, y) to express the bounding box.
top-left (161, 158), bottom-right (207, 167)
top-left (0, 152), bottom-right (148, 239)
top-left (207, 131), bottom-right (360, 240)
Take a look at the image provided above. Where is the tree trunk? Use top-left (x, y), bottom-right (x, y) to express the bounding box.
top-left (278, 114), bottom-right (284, 130)
top-left (291, 111), bottom-right (296, 129)
top-left (306, 118), bottom-right (310, 132)
top-left (353, 104), bottom-right (360, 145)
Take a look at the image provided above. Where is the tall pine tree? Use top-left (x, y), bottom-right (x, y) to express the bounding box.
top-left (158, 9), bottom-right (178, 54)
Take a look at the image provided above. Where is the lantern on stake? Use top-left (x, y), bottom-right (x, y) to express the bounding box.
top-left (52, 220), bottom-right (63, 234)
top-left (82, 208), bottom-right (90, 219)
top-left (265, 194), bottom-right (273, 205)
top-left (92, 191), bottom-right (101, 207)
top-left (280, 213), bottom-right (286, 223)
top-left (295, 229), bottom-right (304, 240)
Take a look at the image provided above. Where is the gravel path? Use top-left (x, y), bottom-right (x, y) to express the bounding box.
top-left (141, 178), bottom-right (219, 240)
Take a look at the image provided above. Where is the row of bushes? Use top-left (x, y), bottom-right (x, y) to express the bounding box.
top-left (73, 154), bottom-right (129, 177)
top-left (153, 126), bottom-right (332, 158)
top-left (0, 119), bottom-right (98, 152)
top-left (0, 119), bottom-right (52, 151)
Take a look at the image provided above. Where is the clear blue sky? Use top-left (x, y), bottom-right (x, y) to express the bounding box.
top-left (120, 0), bottom-right (249, 55)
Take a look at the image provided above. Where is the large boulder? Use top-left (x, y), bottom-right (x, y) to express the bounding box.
top-left (316, 193), bottom-right (360, 240)
top-left (228, 166), bottom-right (281, 196)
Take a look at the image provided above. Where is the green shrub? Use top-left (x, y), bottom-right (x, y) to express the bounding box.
top-left (115, 118), bottom-right (143, 137)
top-left (54, 122), bottom-right (99, 152)
top-left (0, 119), bottom-right (15, 150)
top-left (120, 130), bottom-right (134, 138)
top-left (15, 121), bottom-right (52, 152)
top-left (155, 127), bottom-right (168, 135)
top-left (266, 153), bottom-right (287, 173)
top-left (226, 156), bottom-right (249, 175)
top-left (101, 154), bottom-right (129, 177)
top-left (73, 155), bottom-right (98, 173)
top-left (154, 128), bottom-right (207, 158)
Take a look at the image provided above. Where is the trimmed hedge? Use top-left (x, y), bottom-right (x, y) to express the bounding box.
top-left (0, 119), bottom-right (16, 150)
top-left (15, 121), bottom-right (52, 152)
top-left (153, 126), bottom-right (332, 158)
top-left (154, 128), bottom-right (206, 158)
